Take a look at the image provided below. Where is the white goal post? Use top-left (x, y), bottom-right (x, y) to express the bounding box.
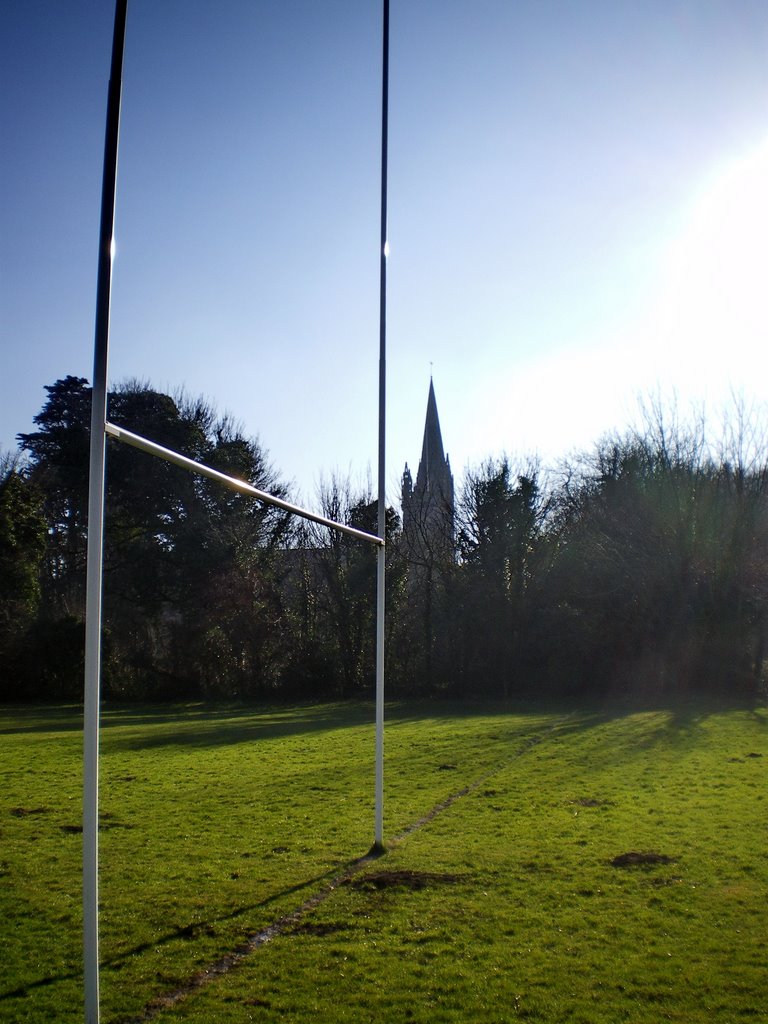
top-left (82, 3), bottom-right (390, 1022)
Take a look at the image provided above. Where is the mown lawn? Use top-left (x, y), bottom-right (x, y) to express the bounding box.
top-left (1, 699), bottom-right (766, 1023)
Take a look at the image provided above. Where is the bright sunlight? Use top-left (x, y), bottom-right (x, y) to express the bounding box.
top-left (651, 136), bottom-right (768, 389)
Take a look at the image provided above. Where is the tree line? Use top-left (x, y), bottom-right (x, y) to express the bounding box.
top-left (2, 377), bottom-right (767, 703)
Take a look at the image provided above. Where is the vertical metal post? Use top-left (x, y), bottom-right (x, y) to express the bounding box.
top-left (84, 3), bottom-right (127, 1021)
top-left (374, 0), bottom-right (390, 852)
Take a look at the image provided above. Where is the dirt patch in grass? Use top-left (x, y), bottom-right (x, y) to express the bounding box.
top-left (348, 869), bottom-right (464, 891)
top-left (611, 851), bottom-right (676, 868)
top-left (9, 806), bottom-right (50, 817)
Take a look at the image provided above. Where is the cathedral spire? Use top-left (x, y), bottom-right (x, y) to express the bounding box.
top-left (402, 379), bottom-right (455, 560)
top-left (417, 377), bottom-right (447, 490)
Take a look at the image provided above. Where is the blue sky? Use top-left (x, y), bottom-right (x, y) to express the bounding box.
top-left (3, 1), bottom-right (768, 505)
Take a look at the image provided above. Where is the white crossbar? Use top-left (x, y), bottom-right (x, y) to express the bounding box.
top-left (104, 421), bottom-right (385, 547)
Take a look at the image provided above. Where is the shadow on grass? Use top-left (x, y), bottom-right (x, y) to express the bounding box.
top-left (0, 849), bottom-right (380, 1004)
top-left (3, 695), bottom-right (763, 752)
top-left (0, 698), bottom-right (574, 750)
top-left (0, 701), bottom-right (374, 746)
top-left (0, 704), bottom-right (84, 736)
top-left (538, 694), bottom-right (768, 775)
top-left (104, 699), bottom-right (568, 753)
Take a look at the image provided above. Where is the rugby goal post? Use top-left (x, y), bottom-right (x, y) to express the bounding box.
top-left (83, 2), bottom-right (390, 1022)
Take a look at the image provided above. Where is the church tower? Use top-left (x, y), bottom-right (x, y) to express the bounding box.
top-left (402, 379), bottom-right (455, 560)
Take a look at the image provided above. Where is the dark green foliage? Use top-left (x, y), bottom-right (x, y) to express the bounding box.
top-left (284, 481), bottom-right (402, 699)
top-left (454, 458), bottom-right (544, 697)
top-left (17, 377), bottom-right (92, 617)
top-left (6, 381), bottom-right (768, 701)
top-left (0, 458), bottom-right (46, 629)
top-left (0, 457), bottom-right (47, 698)
top-left (15, 378), bottom-right (293, 700)
top-left (543, 417), bottom-right (768, 699)
top-left (395, 407), bottom-right (768, 702)
top-left (12, 615), bottom-right (86, 700)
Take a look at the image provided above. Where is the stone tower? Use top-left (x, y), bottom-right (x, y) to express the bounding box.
top-left (401, 379), bottom-right (455, 561)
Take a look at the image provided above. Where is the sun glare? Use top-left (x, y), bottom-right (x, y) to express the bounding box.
top-left (466, 138), bottom-right (768, 468)
top-left (652, 139), bottom-right (768, 384)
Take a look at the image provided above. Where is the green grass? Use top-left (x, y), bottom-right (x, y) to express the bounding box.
top-left (1, 699), bottom-right (766, 1023)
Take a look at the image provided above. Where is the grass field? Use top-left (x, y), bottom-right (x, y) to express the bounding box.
top-left (1, 698), bottom-right (766, 1023)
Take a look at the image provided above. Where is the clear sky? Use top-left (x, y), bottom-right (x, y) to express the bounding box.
top-left (3, 1), bottom-right (768, 507)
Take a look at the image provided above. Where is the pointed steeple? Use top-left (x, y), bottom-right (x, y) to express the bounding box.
top-left (402, 379), bottom-right (455, 561)
top-left (417, 378), bottom-right (447, 490)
